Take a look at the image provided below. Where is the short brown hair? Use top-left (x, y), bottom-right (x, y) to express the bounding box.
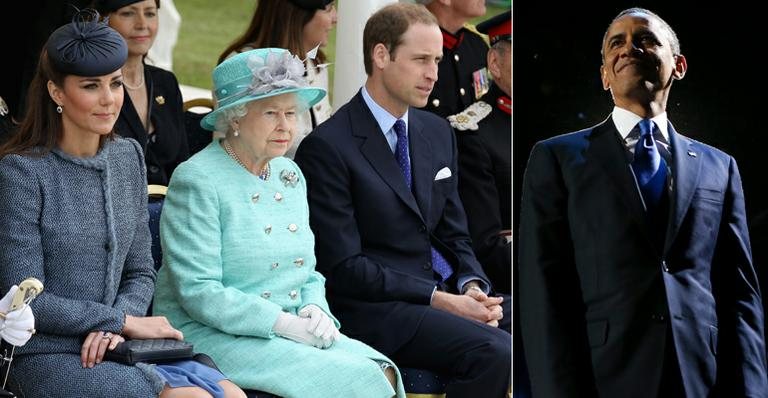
top-left (363, 3), bottom-right (437, 75)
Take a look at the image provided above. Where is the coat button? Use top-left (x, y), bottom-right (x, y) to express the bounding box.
top-left (454, 54), bottom-right (460, 62)
top-left (651, 314), bottom-right (666, 322)
top-left (294, 258), bottom-right (304, 267)
top-left (251, 193), bottom-right (260, 203)
top-left (289, 290), bottom-right (298, 300)
top-left (274, 192), bottom-right (283, 201)
top-left (270, 262), bottom-right (279, 270)
top-left (261, 291), bottom-right (271, 299)
top-left (459, 88), bottom-right (466, 96)
top-left (288, 223), bottom-right (298, 232)
top-left (104, 243), bottom-right (110, 251)
top-left (418, 224), bottom-right (426, 232)
top-left (662, 260), bottom-right (670, 272)
top-left (431, 98), bottom-right (440, 108)
top-left (264, 224), bottom-right (272, 234)
top-left (423, 262), bottom-right (431, 271)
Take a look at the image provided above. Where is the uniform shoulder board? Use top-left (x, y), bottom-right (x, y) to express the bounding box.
top-left (448, 101), bottom-right (492, 131)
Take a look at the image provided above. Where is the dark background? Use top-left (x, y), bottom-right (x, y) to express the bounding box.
top-left (514, 1), bottom-right (768, 330)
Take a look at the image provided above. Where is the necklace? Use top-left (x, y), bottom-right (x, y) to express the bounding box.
top-left (222, 139), bottom-right (270, 180)
top-left (123, 75), bottom-right (145, 90)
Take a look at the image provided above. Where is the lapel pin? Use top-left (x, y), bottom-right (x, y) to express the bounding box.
top-left (155, 96), bottom-right (165, 105)
top-left (687, 150), bottom-right (697, 158)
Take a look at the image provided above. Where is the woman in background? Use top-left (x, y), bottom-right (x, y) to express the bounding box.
top-left (0, 10), bottom-right (243, 398)
top-left (94, 0), bottom-right (189, 185)
top-left (217, 0), bottom-right (336, 158)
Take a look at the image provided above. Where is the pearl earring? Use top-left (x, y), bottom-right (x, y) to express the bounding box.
top-left (56, 105), bottom-right (63, 114)
top-left (233, 129), bottom-right (239, 137)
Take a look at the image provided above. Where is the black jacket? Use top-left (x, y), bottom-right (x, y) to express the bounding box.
top-left (115, 64), bottom-right (188, 185)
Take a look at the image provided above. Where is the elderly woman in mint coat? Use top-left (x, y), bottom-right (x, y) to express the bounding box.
top-left (152, 48), bottom-right (405, 398)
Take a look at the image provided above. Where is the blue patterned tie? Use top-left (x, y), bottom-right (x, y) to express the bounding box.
top-left (393, 120), bottom-right (453, 281)
top-left (631, 119), bottom-right (667, 210)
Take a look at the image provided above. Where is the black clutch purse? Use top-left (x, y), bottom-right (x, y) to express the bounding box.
top-left (104, 338), bottom-right (194, 365)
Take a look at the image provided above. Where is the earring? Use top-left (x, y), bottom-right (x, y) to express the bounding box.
top-left (233, 129), bottom-right (239, 137)
top-left (56, 105), bottom-right (63, 114)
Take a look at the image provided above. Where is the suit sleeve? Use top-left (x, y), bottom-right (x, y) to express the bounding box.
top-left (518, 142), bottom-right (598, 397)
top-left (713, 156), bottom-right (767, 395)
top-left (456, 131), bottom-right (511, 287)
top-left (433, 126), bottom-right (492, 291)
top-left (295, 134), bottom-right (437, 305)
top-left (0, 156), bottom-right (125, 336)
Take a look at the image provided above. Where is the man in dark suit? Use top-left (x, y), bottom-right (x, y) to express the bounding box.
top-left (519, 7), bottom-right (767, 398)
top-left (294, 3), bottom-right (510, 397)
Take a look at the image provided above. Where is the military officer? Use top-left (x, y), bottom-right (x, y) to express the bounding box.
top-left (418, 0), bottom-right (491, 118)
top-left (450, 11), bottom-right (511, 293)
top-left (449, 11), bottom-right (529, 398)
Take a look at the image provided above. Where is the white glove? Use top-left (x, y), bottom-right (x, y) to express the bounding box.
top-left (273, 312), bottom-right (327, 349)
top-left (0, 286), bottom-right (36, 346)
top-left (298, 304), bottom-right (339, 348)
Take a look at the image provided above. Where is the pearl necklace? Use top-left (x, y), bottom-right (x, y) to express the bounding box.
top-left (222, 139), bottom-right (270, 180)
top-left (122, 75), bottom-right (145, 91)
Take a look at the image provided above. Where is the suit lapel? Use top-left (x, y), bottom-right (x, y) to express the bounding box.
top-left (663, 123), bottom-right (702, 253)
top-left (408, 115), bottom-right (432, 218)
top-left (351, 94), bottom-right (424, 220)
top-left (587, 118), bottom-right (652, 234)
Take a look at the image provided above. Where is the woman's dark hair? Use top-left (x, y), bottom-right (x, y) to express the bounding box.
top-left (217, 0), bottom-right (326, 65)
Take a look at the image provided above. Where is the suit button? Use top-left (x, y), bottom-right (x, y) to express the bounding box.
top-left (651, 314), bottom-right (666, 322)
top-left (423, 262), bottom-right (431, 271)
top-left (104, 243), bottom-right (110, 252)
top-left (662, 260), bottom-right (670, 272)
top-left (418, 224), bottom-right (426, 233)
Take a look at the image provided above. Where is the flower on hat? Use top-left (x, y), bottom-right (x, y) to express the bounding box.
top-left (249, 51), bottom-right (307, 96)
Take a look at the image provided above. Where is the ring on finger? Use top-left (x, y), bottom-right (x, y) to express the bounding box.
top-left (101, 332), bottom-right (112, 340)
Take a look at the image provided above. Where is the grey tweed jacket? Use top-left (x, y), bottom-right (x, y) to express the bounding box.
top-left (0, 137), bottom-right (164, 397)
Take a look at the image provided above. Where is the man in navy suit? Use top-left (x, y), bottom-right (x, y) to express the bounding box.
top-left (519, 7), bottom-right (767, 398)
top-left (294, 3), bottom-right (510, 397)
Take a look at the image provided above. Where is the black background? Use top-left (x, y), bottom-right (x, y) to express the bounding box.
top-left (514, 1), bottom-right (768, 330)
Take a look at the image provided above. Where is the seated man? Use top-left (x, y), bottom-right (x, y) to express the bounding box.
top-left (295, 4), bottom-right (511, 398)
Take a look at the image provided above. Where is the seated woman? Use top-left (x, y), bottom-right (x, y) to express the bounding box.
top-left (0, 10), bottom-right (244, 398)
top-left (94, 0), bottom-right (189, 185)
top-left (152, 48), bottom-right (405, 398)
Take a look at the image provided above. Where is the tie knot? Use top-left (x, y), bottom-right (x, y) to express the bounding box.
top-left (394, 119), bottom-right (407, 138)
top-left (638, 119), bottom-right (654, 137)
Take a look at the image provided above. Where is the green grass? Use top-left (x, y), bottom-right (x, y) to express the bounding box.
top-left (173, 1), bottom-right (510, 90)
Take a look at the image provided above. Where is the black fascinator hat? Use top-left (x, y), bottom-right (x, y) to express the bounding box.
top-left (45, 8), bottom-right (128, 77)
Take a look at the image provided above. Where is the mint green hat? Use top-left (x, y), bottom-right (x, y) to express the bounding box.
top-left (201, 48), bottom-right (327, 131)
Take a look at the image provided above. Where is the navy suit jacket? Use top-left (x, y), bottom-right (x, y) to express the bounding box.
top-left (519, 117), bottom-right (768, 397)
top-left (294, 91), bottom-right (490, 354)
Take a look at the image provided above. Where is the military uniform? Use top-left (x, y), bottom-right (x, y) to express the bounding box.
top-left (422, 27), bottom-right (489, 118)
top-left (450, 82), bottom-right (511, 293)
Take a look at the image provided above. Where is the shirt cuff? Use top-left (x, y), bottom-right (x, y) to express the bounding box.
top-left (429, 285), bottom-right (437, 304)
top-left (458, 277), bottom-right (489, 295)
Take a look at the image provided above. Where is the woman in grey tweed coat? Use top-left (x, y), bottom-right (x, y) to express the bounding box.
top-left (0, 9), bottom-right (245, 398)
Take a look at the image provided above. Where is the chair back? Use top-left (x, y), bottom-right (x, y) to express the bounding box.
top-left (183, 98), bottom-right (214, 156)
top-left (147, 184), bottom-right (168, 271)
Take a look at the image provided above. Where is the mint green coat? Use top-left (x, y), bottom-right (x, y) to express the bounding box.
top-left (153, 141), bottom-right (404, 398)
